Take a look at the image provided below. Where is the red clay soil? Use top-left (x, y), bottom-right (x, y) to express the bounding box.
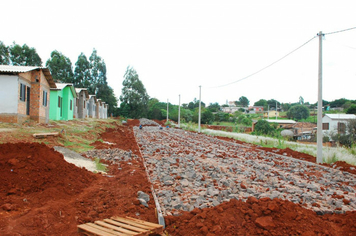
top-left (165, 197), bottom-right (356, 236)
top-left (91, 125), bottom-right (141, 156)
top-left (0, 142), bottom-right (156, 236)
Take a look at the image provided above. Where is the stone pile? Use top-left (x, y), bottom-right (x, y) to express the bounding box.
top-left (84, 148), bottom-right (140, 162)
top-left (134, 126), bottom-right (356, 216)
top-left (139, 118), bottom-right (160, 126)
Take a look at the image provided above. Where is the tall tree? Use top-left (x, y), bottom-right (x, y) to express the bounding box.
top-left (267, 99), bottom-right (280, 110)
top-left (239, 96), bottom-right (250, 107)
top-left (287, 105), bottom-right (310, 120)
top-left (96, 83), bottom-right (118, 116)
top-left (119, 66), bottom-right (149, 118)
top-left (9, 43), bottom-right (42, 66)
top-left (46, 50), bottom-right (74, 83)
top-left (74, 53), bottom-right (91, 88)
top-left (0, 41), bottom-right (10, 65)
top-left (89, 48), bottom-right (107, 94)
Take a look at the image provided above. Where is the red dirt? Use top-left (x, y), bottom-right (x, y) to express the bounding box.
top-left (165, 197), bottom-right (356, 236)
top-left (0, 142), bottom-right (156, 235)
top-left (91, 125), bottom-right (141, 156)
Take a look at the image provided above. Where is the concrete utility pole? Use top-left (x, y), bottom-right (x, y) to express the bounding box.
top-left (167, 99), bottom-right (169, 123)
top-left (198, 86), bottom-right (201, 133)
top-left (276, 101), bottom-right (278, 120)
top-left (178, 94), bottom-right (181, 128)
top-left (317, 31), bottom-right (324, 163)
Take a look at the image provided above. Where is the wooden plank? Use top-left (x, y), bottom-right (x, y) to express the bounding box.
top-left (110, 217), bottom-right (152, 230)
top-left (33, 132), bottom-right (59, 138)
top-left (78, 224), bottom-right (117, 236)
top-left (95, 221), bottom-right (140, 235)
top-left (86, 223), bottom-right (129, 236)
top-left (125, 216), bottom-right (163, 229)
top-left (104, 219), bottom-right (147, 234)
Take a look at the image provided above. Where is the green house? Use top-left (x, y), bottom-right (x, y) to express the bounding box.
top-left (49, 83), bottom-right (77, 121)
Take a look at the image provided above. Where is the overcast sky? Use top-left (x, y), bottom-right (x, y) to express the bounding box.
top-left (2, 0), bottom-right (356, 106)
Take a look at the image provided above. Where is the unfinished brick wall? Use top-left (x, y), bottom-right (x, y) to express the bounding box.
top-left (29, 70), bottom-right (50, 123)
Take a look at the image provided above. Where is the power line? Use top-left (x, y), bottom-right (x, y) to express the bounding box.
top-left (324, 26), bottom-right (356, 35)
top-left (206, 35), bottom-right (317, 89)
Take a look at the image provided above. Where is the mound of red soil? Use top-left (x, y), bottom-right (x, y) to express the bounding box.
top-left (91, 126), bottom-right (141, 156)
top-left (165, 197), bottom-right (356, 236)
top-left (126, 119), bottom-right (140, 126)
top-left (0, 142), bottom-right (157, 235)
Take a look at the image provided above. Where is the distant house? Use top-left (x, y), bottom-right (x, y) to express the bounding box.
top-left (103, 103), bottom-right (109, 118)
top-left (73, 88), bottom-right (89, 119)
top-left (88, 95), bottom-right (97, 118)
top-left (0, 65), bottom-right (56, 123)
top-left (49, 83), bottom-right (76, 121)
top-left (322, 114), bottom-right (356, 137)
top-left (263, 110), bottom-right (279, 118)
top-left (249, 106), bottom-right (264, 114)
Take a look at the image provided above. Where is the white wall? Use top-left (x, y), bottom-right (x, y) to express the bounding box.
top-left (0, 75), bottom-right (19, 113)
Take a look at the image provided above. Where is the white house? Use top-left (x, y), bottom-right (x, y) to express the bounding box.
top-left (322, 114), bottom-right (356, 138)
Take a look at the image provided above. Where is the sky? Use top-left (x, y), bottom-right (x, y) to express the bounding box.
top-left (2, 0), bottom-right (356, 107)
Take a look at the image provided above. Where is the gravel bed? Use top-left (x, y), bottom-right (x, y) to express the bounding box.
top-left (134, 126), bottom-right (356, 216)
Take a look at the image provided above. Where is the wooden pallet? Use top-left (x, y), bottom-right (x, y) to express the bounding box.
top-left (78, 216), bottom-right (164, 236)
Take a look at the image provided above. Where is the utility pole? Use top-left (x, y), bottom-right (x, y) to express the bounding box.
top-left (276, 101), bottom-right (277, 120)
top-left (167, 99), bottom-right (169, 123)
top-left (317, 31), bottom-right (324, 163)
top-left (198, 86), bottom-right (201, 133)
top-left (178, 94), bottom-right (181, 128)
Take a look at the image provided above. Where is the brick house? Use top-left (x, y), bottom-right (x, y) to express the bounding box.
top-left (0, 65), bottom-right (56, 123)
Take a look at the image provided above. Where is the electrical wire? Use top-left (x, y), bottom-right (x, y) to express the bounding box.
top-left (324, 26), bottom-right (356, 35)
top-left (206, 35), bottom-right (317, 89)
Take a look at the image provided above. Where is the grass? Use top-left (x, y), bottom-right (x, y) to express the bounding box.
top-left (179, 123), bottom-right (356, 166)
top-left (94, 158), bottom-right (107, 172)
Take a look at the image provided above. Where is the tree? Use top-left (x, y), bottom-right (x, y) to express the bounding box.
top-left (74, 53), bottom-right (91, 88)
top-left (119, 66), bottom-right (149, 118)
top-left (267, 99), bottom-right (280, 110)
top-left (254, 99), bottom-right (268, 109)
top-left (346, 104), bottom-right (356, 114)
top-left (96, 83), bottom-right (118, 116)
top-left (46, 50), bottom-right (74, 83)
top-left (0, 41), bottom-right (10, 65)
top-left (201, 109), bottom-right (214, 124)
top-left (254, 120), bottom-right (275, 136)
top-left (287, 105), bottom-right (310, 120)
top-left (89, 49), bottom-right (107, 94)
top-left (9, 43), bottom-right (42, 66)
top-left (239, 96), bottom-right (250, 107)
top-left (207, 102), bottom-right (220, 112)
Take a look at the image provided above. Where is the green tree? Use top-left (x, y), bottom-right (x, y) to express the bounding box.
top-left (254, 119), bottom-right (275, 135)
top-left (89, 49), bottom-right (107, 94)
top-left (346, 104), bottom-right (356, 114)
top-left (0, 41), bottom-right (10, 65)
top-left (254, 99), bottom-right (268, 109)
top-left (46, 50), bottom-right (74, 83)
top-left (9, 43), bottom-right (42, 66)
top-left (201, 109), bottom-right (214, 124)
top-left (267, 99), bottom-right (280, 110)
top-left (119, 66), bottom-right (149, 118)
top-left (96, 83), bottom-right (118, 116)
top-left (207, 102), bottom-right (221, 112)
top-left (287, 105), bottom-right (310, 120)
top-left (74, 53), bottom-right (91, 88)
top-left (239, 96), bottom-right (250, 107)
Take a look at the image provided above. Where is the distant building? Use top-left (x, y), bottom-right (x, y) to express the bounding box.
top-left (322, 114), bottom-right (356, 137)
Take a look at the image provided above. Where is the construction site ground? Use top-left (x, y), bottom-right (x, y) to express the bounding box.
top-left (0, 119), bottom-right (356, 236)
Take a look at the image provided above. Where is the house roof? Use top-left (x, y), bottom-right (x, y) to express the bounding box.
top-left (75, 88), bottom-right (89, 99)
top-left (89, 95), bottom-right (97, 102)
top-left (52, 83), bottom-right (77, 98)
top-left (0, 65), bottom-right (56, 88)
top-left (325, 114), bottom-right (356, 120)
top-left (265, 119), bottom-right (296, 124)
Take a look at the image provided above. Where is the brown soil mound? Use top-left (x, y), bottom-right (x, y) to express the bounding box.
top-left (165, 197), bottom-right (356, 236)
top-left (126, 119), bottom-right (140, 126)
top-left (0, 142), bottom-right (156, 235)
top-left (91, 126), bottom-right (141, 156)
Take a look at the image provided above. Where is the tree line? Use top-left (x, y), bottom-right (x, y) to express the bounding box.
top-left (0, 41), bottom-right (117, 115)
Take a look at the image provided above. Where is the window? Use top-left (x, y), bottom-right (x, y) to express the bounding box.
top-left (338, 122), bottom-right (346, 134)
top-left (70, 100), bottom-right (72, 110)
top-left (58, 96), bottom-right (61, 108)
top-left (20, 83), bottom-right (26, 101)
top-left (322, 123), bottom-right (329, 130)
top-left (42, 91), bottom-right (48, 107)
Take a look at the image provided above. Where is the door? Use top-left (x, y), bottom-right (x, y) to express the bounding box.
top-left (26, 87), bottom-right (30, 115)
